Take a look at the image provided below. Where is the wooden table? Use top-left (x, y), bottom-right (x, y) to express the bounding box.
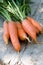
top-left (0, 0), bottom-right (43, 65)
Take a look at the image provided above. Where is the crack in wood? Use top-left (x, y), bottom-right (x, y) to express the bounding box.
top-left (14, 60), bottom-right (24, 65)
top-left (8, 60), bottom-right (11, 64)
top-left (0, 59), bottom-right (6, 65)
top-left (13, 52), bottom-right (25, 65)
top-left (22, 43), bottom-right (28, 53)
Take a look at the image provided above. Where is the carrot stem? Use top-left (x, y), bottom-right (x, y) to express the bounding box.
top-left (12, 0), bottom-right (23, 20)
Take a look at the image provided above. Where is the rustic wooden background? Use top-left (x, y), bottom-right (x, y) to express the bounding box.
top-left (0, 0), bottom-right (43, 65)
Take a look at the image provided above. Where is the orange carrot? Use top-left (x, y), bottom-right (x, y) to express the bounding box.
top-left (27, 18), bottom-right (39, 34)
top-left (16, 22), bottom-right (30, 42)
top-left (22, 19), bottom-right (37, 41)
top-left (34, 27), bottom-right (39, 34)
top-left (3, 21), bottom-right (9, 44)
top-left (27, 17), bottom-right (43, 32)
top-left (8, 21), bottom-right (21, 51)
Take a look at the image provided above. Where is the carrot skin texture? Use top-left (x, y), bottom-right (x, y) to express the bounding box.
top-left (27, 18), bottom-right (39, 34)
top-left (16, 22), bottom-right (30, 42)
top-left (34, 27), bottom-right (39, 34)
top-left (8, 21), bottom-right (21, 51)
top-left (27, 17), bottom-right (39, 34)
top-left (16, 22), bottom-right (27, 40)
top-left (22, 19), bottom-right (36, 41)
top-left (3, 21), bottom-right (9, 44)
top-left (27, 17), bottom-right (42, 32)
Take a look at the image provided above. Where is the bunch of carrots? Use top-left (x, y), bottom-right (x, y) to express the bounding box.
top-left (0, 0), bottom-right (43, 52)
top-left (3, 17), bottom-right (43, 51)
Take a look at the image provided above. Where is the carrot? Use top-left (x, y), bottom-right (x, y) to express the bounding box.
top-left (34, 27), bottom-right (39, 34)
top-left (27, 18), bottom-right (39, 34)
top-left (16, 22), bottom-right (31, 42)
top-left (27, 17), bottom-right (39, 34)
top-left (22, 19), bottom-right (37, 42)
top-left (22, 19), bottom-right (43, 44)
top-left (3, 21), bottom-right (9, 44)
top-left (27, 17), bottom-right (43, 33)
top-left (8, 21), bottom-right (21, 51)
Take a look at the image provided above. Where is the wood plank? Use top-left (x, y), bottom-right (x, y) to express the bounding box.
top-left (0, 0), bottom-right (43, 65)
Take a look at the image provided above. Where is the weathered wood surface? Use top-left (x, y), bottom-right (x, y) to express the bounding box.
top-left (0, 0), bottom-right (43, 65)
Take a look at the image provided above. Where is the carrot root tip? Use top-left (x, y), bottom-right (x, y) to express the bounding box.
top-left (26, 37), bottom-right (31, 42)
top-left (5, 39), bottom-right (8, 45)
top-left (3, 37), bottom-right (8, 45)
top-left (18, 51), bottom-right (21, 61)
top-left (35, 40), bottom-right (43, 44)
top-left (41, 28), bottom-right (43, 33)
